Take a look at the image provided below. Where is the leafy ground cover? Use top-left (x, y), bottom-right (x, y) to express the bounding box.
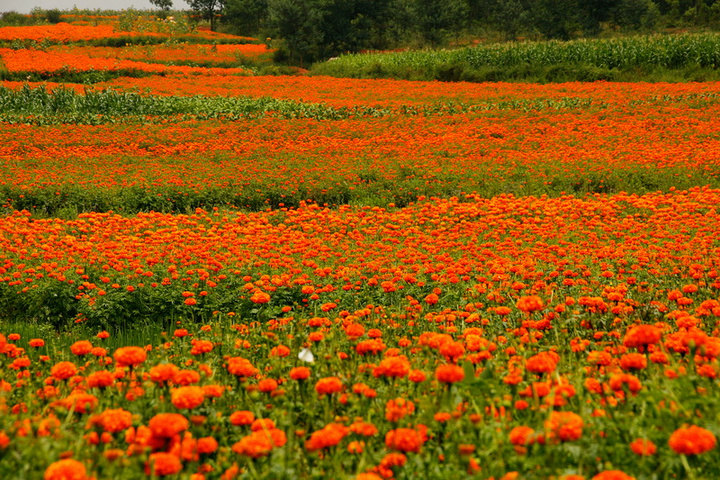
top-left (1, 16), bottom-right (720, 480)
top-left (311, 33), bottom-right (720, 83)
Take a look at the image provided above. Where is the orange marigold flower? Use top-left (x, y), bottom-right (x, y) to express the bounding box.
top-left (29, 338), bottom-right (45, 348)
top-left (526, 351), bottom-right (558, 374)
top-left (619, 353), bottom-right (647, 371)
top-left (232, 428), bottom-right (287, 457)
top-left (86, 370), bottom-right (115, 389)
top-left (269, 345), bottom-right (291, 357)
top-left (258, 378), bottom-right (278, 393)
top-left (171, 386), bottom-right (205, 410)
top-left (592, 471), bottom-right (636, 480)
top-left (509, 426), bottom-right (536, 446)
top-left (289, 366), bottom-right (311, 380)
top-left (385, 428), bottom-right (424, 453)
top-left (98, 408), bottom-right (133, 433)
top-left (350, 420), bottom-right (378, 437)
top-left (305, 423), bottom-right (350, 451)
top-left (58, 392), bottom-right (98, 414)
top-left (44, 459), bottom-right (87, 480)
top-left (424, 293), bottom-right (439, 305)
top-left (545, 411), bottom-right (583, 442)
top-left (408, 369), bottom-right (426, 382)
top-left (230, 410), bottom-right (255, 426)
top-left (517, 295), bottom-right (544, 313)
top-left (385, 398), bottom-right (415, 422)
top-left (226, 357), bottom-right (258, 378)
top-left (630, 438), bottom-right (657, 456)
top-left (608, 373), bottom-right (642, 393)
top-left (190, 339), bottom-right (213, 355)
top-left (146, 452), bottom-right (182, 476)
top-left (149, 363), bottom-right (180, 384)
top-left (251, 291), bottom-right (271, 304)
top-left (372, 356), bottom-right (410, 378)
top-left (315, 376), bottom-right (343, 395)
top-left (148, 413), bottom-right (189, 438)
top-left (70, 341), bottom-right (93, 356)
top-left (623, 325), bottom-right (662, 349)
top-left (50, 361), bottom-right (78, 380)
top-left (435, 364), bottom-right (464, 384)
top-left (668, 425), bottom-right (716, 455)
top-left (113, 347), bottom-right (147, 367)
top-left (251, 418), bottom-right (276, 432)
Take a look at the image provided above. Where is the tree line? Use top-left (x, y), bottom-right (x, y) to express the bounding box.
top-left (210, 0), bottom-right (720, 64)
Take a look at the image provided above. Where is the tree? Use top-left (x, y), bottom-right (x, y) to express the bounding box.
top-left (267, 0), bottom-right (329, 65)
top-left (223, 0), bottom-right (269, 36)
top-left (188, 0), bottom-right (226, 31)
top-left (150, 0), bottom-right (174, 18)
top-left (414, 0), bottom-right (469, 46)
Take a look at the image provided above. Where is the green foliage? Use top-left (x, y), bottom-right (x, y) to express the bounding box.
top-left (312, 32), bottom-right (720, 82)
top-left (150, 0), bottom-right (172, 18)
top-left (187, 0), bottom-right (227, 31)
top-left (222, 0), bottom-right (270, 35)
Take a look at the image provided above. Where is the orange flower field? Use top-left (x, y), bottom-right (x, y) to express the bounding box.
top-left (1, 17), bottom-right (720, 480)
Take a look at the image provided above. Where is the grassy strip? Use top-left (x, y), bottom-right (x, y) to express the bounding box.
top-left (2, 164), bottom-right (716, 218)
top-left (311, 33), bottom-right (720, 83)
top-left (0, 84), bottom-right (380, 123)
top-left (0, 84), bottom-right (611, 124)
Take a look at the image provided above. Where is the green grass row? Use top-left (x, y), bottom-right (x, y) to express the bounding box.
top-left (0, 84), bottom-right (612, 124)
top-left (3, 163), bottom-right (717, 219)
top-left (311, 33), bottom-right (720, 83)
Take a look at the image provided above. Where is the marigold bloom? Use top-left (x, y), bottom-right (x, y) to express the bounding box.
top-left (113, 346), bottom-right (147, 367)
top-left (373, 356), bottom-right (410, 378)
top-left (315, 376), bottom-right (343, 395)
top-left (289, 366), bottom-right (311, 380)
top-left (608, 373), bottom-right (642, 393)
top-left (58, 392), bottom-right (98, 414)
top-left (44, 459), bottom-right (87, 480)
top-left (226, 357), bottom-right (258, 378)
top-left (545, 411), bottom-right (583, 442)
top-left (385, 398), bottom-right (415, 422)
top-left (29, 338), bottom-right (45, 348)
top-left (149, 363), bottom-right (180, 384)
top-left (171, 386), bottom-right (205, 409)
top-left (251, 418), bottom-right (276, 432)
top-left (70, 341), bottom-right (93, 356)
top-left (50, 361), bottom-right (78, 380)
top-left (509, 426), bottom-right (536, 446)
top-left (258, 378), bottom-right (278, 393)
top-left (630, 438), bottom-right (657, 456)
top-left (526, 352), bottom-right (558, 374)
top-left (517, 295), bottom-right (544, 313)
top-left (385, 428), bottom-right (424, 453)
top-left (99, 408), bottom-right (133, 433)
top-left (623, 325), bottom-right (662, 349)
top-left (619, 352), bottom-right (645, 370)
top-left (173, 369), bottom-right (201, 386)
top-left (230, 410), bottom-right (255, 426)
top-left (146, 452), bottom-right (182, 476)
top-left (592, 471), bottom-right (636, 480)
top-left (305, 423), bottom-right (350, 451)
top-left (668, 425), bottom-right (716, 455)
top-left (251, 291), bottom-right (271, 304)
top-left (148, 413), bottom-right (189, 438)
top-left (232, 428), bottom-right (287, 457)
top-left (350, 420), bottom-right (379, 437)
top-left (190, 339), bottom-right (213, 355)
top-left (435, 364), bottom-right (464, 383)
